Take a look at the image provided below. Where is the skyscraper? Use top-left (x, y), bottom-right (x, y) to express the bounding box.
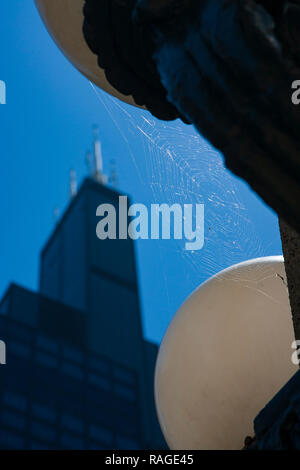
top-left (0, 162), bottom-right (165, 449)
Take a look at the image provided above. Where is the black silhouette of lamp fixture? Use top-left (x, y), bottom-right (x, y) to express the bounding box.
top-left (34, 0), bottom-right (182, 121)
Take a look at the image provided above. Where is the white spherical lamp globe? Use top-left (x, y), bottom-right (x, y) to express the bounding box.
top-left (155, 256), bottom-right (298, 450)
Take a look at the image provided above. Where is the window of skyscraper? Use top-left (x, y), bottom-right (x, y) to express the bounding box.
top-left (36, 334), bottom-right (59, 355)
top-left (31, 403), bottom-right (57, 424)
top-left (31, 421), bottom-right (56, 443)
top-left (88, 355), bottom-right (110, 374)
top-left (115, 435), bottom-right (141, 450)
top-left (87, 441), bottom-right (107, 450)
top-left (9, 340), bottom-right (31, 359)
top-left (88, 372), bottom-right (111, 391)
top-left (115, 411), bottom-right (140, 436)
top-left (62, 345), bottom-right (83, 364)
top-left (60, 432), bottom-right (84, 450)
top-left (8, 323), bottom-right (32, 342)
top-left (36, 351), bottom-right (58, 368)
top-left (113, 366), bottom-right (136, 386)
top-left (114, 383), bottom-right (136, 403)
top-left (30, 441), bottom-right (50, 450)
top-left (0, 429), bottom-right (25, 449)
top-left (1, 410), bottom-right (26, 431)
top-left (61, 361), bottom-right (84, 380)
top-left (89, 424), bottom-right (113, 446)
top-left (2, 391), bottom-right (27, 412)
top-left (0, 298), bottom-right (9, 316)
top-left (61, 414), bottom-right (84, 434)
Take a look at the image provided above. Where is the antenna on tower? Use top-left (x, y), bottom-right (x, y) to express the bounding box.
top-left (109, 159), bottom-right (118, 188)
top-left (53, 207), bottom-right (60, 224)
top-left (85, 151), bottom-right (93, 176)
top-left (93, 125), bottom-right (102, 177)
top-left (92, 125), bottom-right (108, 185)
top-left (69, 169), bottom-right (78, 199)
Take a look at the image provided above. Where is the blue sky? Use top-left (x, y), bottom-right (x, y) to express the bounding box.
top-left (0, 0), bottom-right (282, 343)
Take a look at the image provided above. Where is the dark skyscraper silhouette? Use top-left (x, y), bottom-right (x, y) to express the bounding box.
top-left (0, 177), bottom-right (165, 450)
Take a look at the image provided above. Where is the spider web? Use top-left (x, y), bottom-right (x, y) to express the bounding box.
top-left (89, 83), bottom-right (282, 342)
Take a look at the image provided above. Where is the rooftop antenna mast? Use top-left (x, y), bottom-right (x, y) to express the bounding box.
top-left (85, 151), bottom-right (93, 177)
top-left (53, 207), bottom-right (60, 224)
top-left (109, 159), bottom-right (118, 188)
top-left (69, 168), bottom-right (78, 199)
top-left (92, 125), bottom-right (107, 184)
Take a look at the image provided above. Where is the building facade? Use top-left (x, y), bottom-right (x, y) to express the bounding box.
top-left (0, 178), bottom-right (165, 450)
